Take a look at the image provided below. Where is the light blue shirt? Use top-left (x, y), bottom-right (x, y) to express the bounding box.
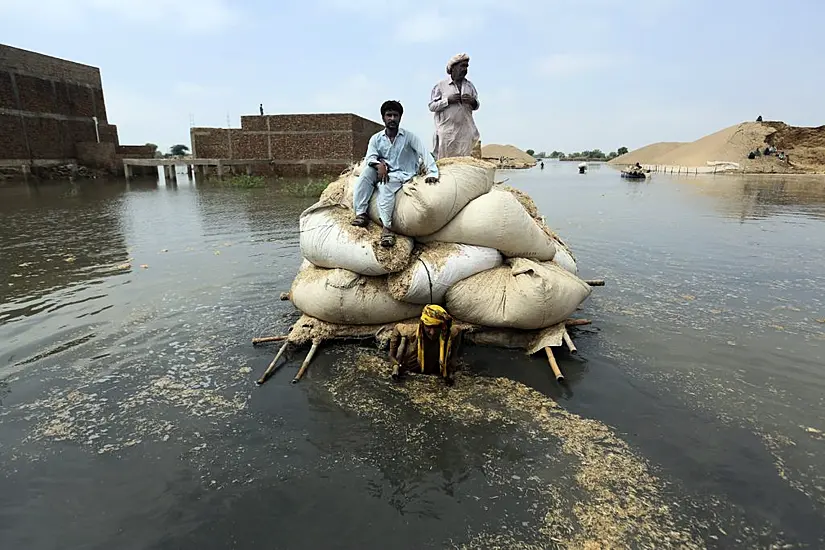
top-left (365, 128), bottom-right (439, 182)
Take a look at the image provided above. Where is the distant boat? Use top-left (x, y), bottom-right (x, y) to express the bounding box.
top-left (620, 170), bottom-right (648, 179)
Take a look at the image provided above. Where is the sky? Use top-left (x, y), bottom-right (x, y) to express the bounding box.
top-left (1, 0), bottom-right (823, 154)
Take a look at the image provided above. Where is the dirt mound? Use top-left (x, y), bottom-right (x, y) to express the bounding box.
top-left (764, 122), bottom-right (825, 173)
top-left (610, 121), bottom-right (825, 173)
top-left (608, 142), bottom-right (684, 166)
top-left (610, 123), bottom-right (773, 167)
top-left (481, 144), bottom-right (536, 168)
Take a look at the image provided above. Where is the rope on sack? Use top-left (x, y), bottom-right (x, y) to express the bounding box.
top-left (418, 257), bottom-right (435, 304)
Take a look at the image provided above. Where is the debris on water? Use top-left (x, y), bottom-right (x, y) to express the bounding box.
top-left (140, 264), bottom-right (149, 269)
top-left (65, 256), bottom-right (76, 263)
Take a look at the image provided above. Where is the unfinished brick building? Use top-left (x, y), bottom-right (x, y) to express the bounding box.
top-left (190, 113), bottom-right (384, 177)
top-left (0, 43), bottom-right (152, 176)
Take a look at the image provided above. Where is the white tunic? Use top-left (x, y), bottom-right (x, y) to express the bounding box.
top-left (429, 78), bottom-right (480, 159)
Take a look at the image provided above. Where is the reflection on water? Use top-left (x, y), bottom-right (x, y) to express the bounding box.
top-left (1, 167), bottom-right (824, 548)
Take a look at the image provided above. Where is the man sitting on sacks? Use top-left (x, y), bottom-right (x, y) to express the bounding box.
top-left (388, 305), bottom-right (461, 386)
top-left (351, 100), bottom-right (439, 248)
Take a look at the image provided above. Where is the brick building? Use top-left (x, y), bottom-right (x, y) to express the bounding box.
top-left (0, 43), bottom-right (152, 175)
top-left (190, 113), bottom-right (384, 177)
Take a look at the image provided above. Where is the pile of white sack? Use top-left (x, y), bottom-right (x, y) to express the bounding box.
top-left (290, 157), bottom-right (592, 330)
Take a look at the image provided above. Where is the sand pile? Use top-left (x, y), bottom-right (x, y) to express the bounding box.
top-left (481, 144), bottom-right (536, 169)
top-left (606, 142), bottom-right (685, 166)
top-left (610, 123), bottom-right (773, 167)
top-left (611, 121), bottom-right (825, 174)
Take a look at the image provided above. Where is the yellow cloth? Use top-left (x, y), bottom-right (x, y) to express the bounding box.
top-left (417, 305), bottom-right (453, 378)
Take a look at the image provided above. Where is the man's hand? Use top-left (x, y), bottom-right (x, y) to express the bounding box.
top-left (425, 176), bottom-right (438, 185)
top-left (447, 93), bottom-right (462, 105)
top-left (376, 160), bottom-right (389, 183)
top-left (461, 95), bottom-right (478, 108)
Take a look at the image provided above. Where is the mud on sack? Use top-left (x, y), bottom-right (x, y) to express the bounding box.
top-left (300, 202), bottom-right (413, 276)
top-left (388, 242), bottom-right (502, 304)
top-left (419, 188), bottom-right (557, 260)
top-left (365, 157), bottom-right (496, 237)
top-left (290, 263), bottom-right (422, 325)
top-left (445, 258), bottom-right (591, 329)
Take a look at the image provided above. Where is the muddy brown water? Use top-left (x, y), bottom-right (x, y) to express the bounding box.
top-left (1, 164), bottom-right (824, 549)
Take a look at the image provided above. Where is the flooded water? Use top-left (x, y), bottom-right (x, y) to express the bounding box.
top-left (1, 164), bottom-right (824, 549)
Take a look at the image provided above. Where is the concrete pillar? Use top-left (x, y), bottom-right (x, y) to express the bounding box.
top-left (21, 163), bottom-right (30, 182)
top-left (216, 160), bottom-right (223, 179)
top-left (246, 164), bottom-right (252, 175)
top-left (124, 162), bottom-right (132, 180)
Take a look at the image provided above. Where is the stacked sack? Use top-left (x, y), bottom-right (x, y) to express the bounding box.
top-left (290, 157), bottom-right (592, 331)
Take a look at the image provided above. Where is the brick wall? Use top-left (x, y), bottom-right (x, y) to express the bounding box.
top-left (0, 44), bottom-right (102, 87)
top-left (77, 141), bottom-right (117, 169)
top-left (0, 43), bottom-right (117, 163)
top-left (116, 145), bottom-right (155, 158)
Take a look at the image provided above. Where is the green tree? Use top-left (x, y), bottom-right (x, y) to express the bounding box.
top-left (536, 151), bottom-right (546, 158)
top-left (169, 144), bottom-right (190, 157)
top-left (549, 151), bottom-right (562, 159)
top-left (608, 151), bottom-right (618, 160)
top-left (526, 149), bottom-right (536, 156)
top-left (617, 146), bottom-right (629, 156)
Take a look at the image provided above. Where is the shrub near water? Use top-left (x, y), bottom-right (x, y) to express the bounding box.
top-left (202, 175), bottom-right (332, 197)
top-left (276, 178), bottom-right (332, 198)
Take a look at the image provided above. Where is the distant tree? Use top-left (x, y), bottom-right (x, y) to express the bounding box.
top-left (169, 144), bottom-right (190, 157)
top-left (590, 149), bottom-right (606, 159)
top-left (617, 146), bottom-right (629, 156)
top-left (549, 151), bottom-right (562, 159)
top-left (570, 152), bottom-right (581, 159)
top-left (526, 149), bottom-right (536, 156)
top-left (536, 151), bottom-right (546, 158)
top-left (558, 152), bottom-right (566, 160)
top-left (608, 151), bottom-right (618, 160)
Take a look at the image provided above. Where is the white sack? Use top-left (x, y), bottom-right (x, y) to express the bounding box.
top-left (445, 258), bottom-right (591, 330)
top-left (299, 203), bottom-right (413, 276)
top-left (551, 240), bottom-right (578, 275)
top-left (387, 242), bottom-right (502, 304)
top-left (419, 189), bottom-right (557, 261)
top-left (290, 264), bottom-right (422, 325)
top-left (367, 158), bottom-right (496, 236)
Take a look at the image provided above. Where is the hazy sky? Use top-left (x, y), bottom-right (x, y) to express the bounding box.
top-left (1, 0), bottom-right (822, 154)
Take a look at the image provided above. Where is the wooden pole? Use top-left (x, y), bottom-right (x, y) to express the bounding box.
top-left (252, 335), bottom-right (287, 345)
top-left (392, 336), bottom-right (407, 380)
top-left (256, 341), bottom-right (290, 385)
top-left (292, 340), bottom-right (320, 384)
top-left (564, 318), bottom-right (592, 327)
top-left (583, 279), bottom-right (605, 286)
top-left (544, 347), bottom-right (565, 382)
top-left (563, 330), bottom-right (577, 354)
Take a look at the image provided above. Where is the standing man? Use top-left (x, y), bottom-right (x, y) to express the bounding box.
top-left (351, 100), bottom-right (439, 247)
top-left (259, 103), bottom-right (264, 115)
top-left (429, 53), bottom-right (480, 160)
